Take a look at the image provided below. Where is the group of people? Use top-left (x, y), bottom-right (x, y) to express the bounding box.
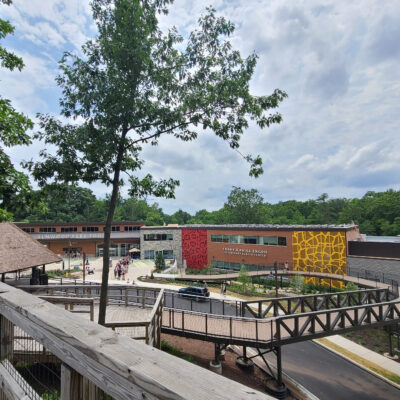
top-left (114, 258), bottom-right (130, 280)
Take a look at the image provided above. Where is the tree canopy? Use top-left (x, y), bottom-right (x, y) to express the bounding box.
top-left (27, 0), bottom-right (286, 324)
top-left (0, 0), bottom-right (33, 221)
top-left (15, 186), bottom-right (400, 236)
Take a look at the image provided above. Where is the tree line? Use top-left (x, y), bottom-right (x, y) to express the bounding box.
top-left (13, 185), bottom-right (400, 236)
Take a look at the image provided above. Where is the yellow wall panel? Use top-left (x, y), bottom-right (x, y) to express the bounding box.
top-left (292, 231), bottom-right (347, 288)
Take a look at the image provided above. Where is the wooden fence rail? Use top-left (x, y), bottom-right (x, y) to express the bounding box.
top-left (104, 289), bottom-right (164, 347)
top-left (0, 282), bottom-right (272, 400)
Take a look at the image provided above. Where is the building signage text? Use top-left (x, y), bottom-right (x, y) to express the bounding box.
top-left (222, 247), bottom-right (267, 257)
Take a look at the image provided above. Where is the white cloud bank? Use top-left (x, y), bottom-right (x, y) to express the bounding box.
top-left (2, 0), bottom-right (400, 213)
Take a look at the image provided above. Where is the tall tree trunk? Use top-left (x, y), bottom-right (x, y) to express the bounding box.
top-left (98, 130), bottom-right (127, 325)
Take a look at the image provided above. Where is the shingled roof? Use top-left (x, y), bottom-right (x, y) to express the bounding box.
top-left (0, 223), bottom-right (61, 273)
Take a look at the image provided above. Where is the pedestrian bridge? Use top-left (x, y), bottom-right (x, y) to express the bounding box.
top-left (8, 270), bottom-right (400, 399)
top-left (21, 271), bottom-right (400, 350)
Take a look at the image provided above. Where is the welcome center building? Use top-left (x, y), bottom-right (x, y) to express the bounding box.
top-left (16, 221), bottom-right (362, 287)
top-left (141, 224), bottom-right (361, 286)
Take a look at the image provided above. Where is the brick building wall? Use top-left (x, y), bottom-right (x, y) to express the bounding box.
top-left (207, 229), bottom-right (292, 268)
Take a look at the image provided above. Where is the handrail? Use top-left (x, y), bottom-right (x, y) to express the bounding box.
top-left (241, 287), bottom-right (389, 304)
top-left (104, 289), bottom-right (164, 347)
top-left (0, 282), bottom-right (272, 400)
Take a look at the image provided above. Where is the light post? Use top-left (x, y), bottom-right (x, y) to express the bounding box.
top-left (274, 260), bottom-right (278, 297)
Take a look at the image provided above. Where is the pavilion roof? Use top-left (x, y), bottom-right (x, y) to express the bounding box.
top-left (0, 222), bottom-right (61, 273)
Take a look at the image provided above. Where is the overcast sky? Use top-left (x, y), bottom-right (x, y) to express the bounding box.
top-left (2, 0), bottom-right (400, 214)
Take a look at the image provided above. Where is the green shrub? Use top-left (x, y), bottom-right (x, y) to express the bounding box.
top-left (161, 340), bottom-right (196, 364)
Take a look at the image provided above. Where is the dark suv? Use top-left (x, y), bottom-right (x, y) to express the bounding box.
top-left (178, 286), bottom-right (210, 300)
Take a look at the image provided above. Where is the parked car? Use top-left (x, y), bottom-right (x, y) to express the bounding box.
top-left (178, 286), bottom-right (210, 300)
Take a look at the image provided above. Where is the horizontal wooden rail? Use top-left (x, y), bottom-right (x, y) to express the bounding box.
top-left (0, 283), bottom-right (272, 400)
top-left (38, 296), bottom-right (95, 321)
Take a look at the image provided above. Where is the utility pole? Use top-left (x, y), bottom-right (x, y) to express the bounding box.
top-left (274, 260), bottom-right (278, 297)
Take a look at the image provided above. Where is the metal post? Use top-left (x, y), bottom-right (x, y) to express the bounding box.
top-left (389, 326), bottom-right (394, 357)
top-left (215, 343), bottom-right (220, 363)
top-left (276, 346), bottom-right (283, 387)
top-left (83, 252), bottom-right (86, 284)
top-left (274, 261), bottom-right (278, 297)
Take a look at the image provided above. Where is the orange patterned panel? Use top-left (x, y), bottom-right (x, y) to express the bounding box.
top-left (292, 231), bottom-right (346, 288)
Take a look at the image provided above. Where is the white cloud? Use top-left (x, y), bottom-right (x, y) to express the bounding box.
top-left (2, 0), bottom-right (400, 213)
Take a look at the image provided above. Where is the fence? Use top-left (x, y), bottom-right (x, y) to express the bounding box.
top-left (162, 308), bottom-right (274, 348)
top-left (19, 285), bottom-right (161, 308)
top-left (347, 266), bottom-right (399, 298)
top-left (104, 289), bottom-right (164, 347)
top-left (241, 288), bottom-right (391, 318)
top-left (0, 282), bottom-right (272, 400)
top-left (275, 300), bottom-right (400, 345)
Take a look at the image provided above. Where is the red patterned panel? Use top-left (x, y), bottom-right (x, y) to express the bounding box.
top-left (181, 229), bottom-right (208, 269)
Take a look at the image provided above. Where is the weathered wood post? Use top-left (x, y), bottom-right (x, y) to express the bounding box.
top-left (0, 315), bottom-right (14, 362)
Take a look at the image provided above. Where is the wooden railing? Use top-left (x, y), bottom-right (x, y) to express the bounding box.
top-left (162, 308), bottom-right (274, 348)
top-left (0, 282), bottom-right (272, 400)
top-left (20, 285), bottom-right (161, 308)
top-left (104, 289), bottom-right (164, 347)
top-left (275, 300), bottom-right (400, 345)
top-left (38, 296), bottom-right (95, 321)
top-left (241, 288), bottom-right (390, 318)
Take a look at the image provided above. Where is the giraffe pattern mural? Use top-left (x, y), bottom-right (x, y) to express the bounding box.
top-left (292, 231), bottom-right (347, 288)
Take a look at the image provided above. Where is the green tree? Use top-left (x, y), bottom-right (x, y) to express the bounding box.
top-left (168, 209), bottom-right (191, 225)
top-left (290, 275), bottom-right (304, 293)
top-left (155, 251), bottom-right (165, 272)
top-left (0, 0), bottom-right (33, 220)
top-left (224, 186), bottom-right (264, 223)
top-left (28, 0), bottom-right (286, 324)
top-left (238, 265), bottom-right (251, 293)
top-left (14, 185), bottom-right (97, 222)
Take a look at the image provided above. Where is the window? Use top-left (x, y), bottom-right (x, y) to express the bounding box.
top-left (261, 236), bottom-right (278, 245)
top-left (211, 235), bottom-right (223, 242)
top-left (243, 236), bottom-right (258, 244)
top-left (144, 250), bottom-right (155, 259)
top-left (39, 227), bottom-right (56, 233)
top-left (230, 235), bottom-right (240, 243)
top-left (22, 227), bottom-right (34, 233)
top-left (162, 250), bottom-right (174, 259)
top-left (124, 226), bottom-right (140, 231)
top-left (61, 227), bottom-right (77, 232)
top-left (278, 237), bottom-right (287, 246)
top-left (144, 233), bottom-right (173, 241)
top-left (82, 226), bottom-right (99, 232)
top-left (211, 234), bottom-right (287, 246)
top-left (111, 226), bottom-right (120, 232)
